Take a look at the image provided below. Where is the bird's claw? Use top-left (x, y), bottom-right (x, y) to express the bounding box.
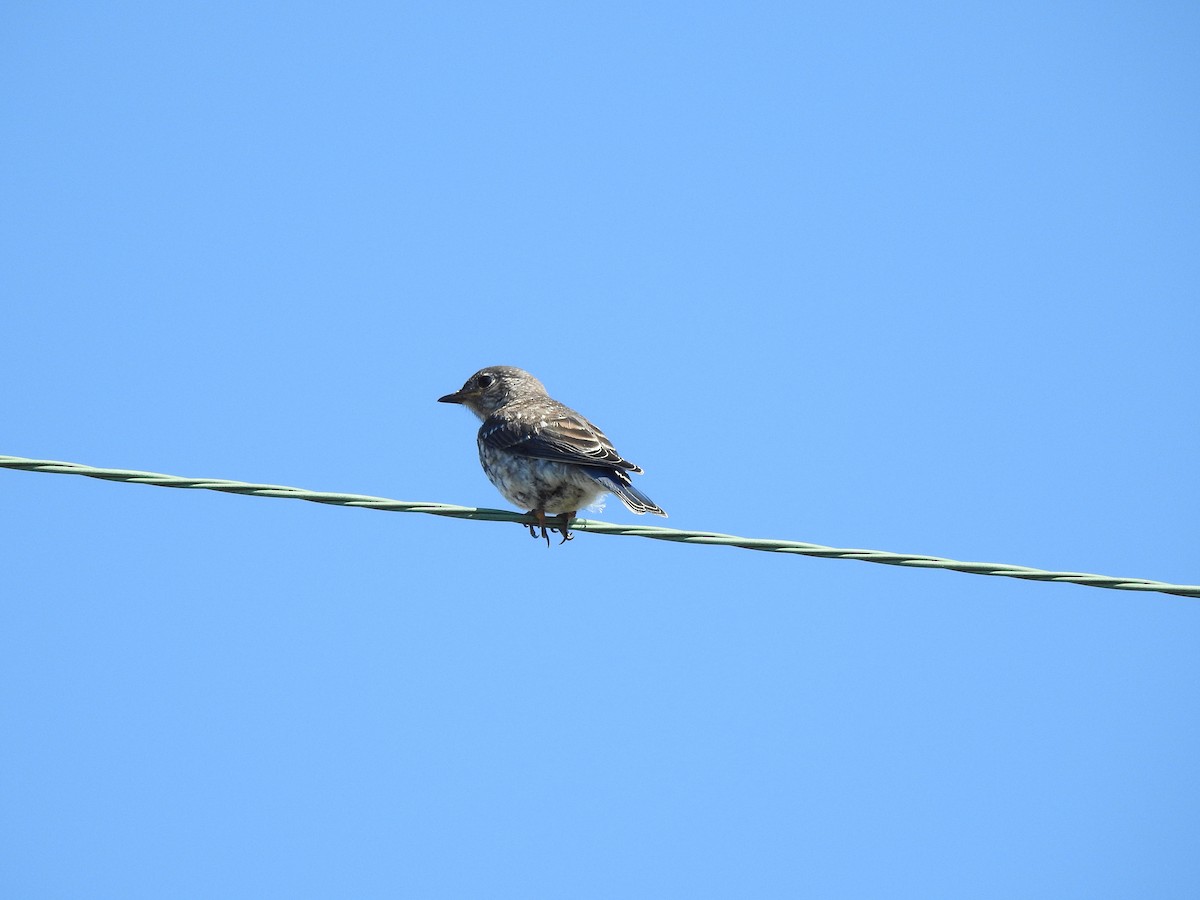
top-left (556, 512), bottom-right (575, 544)
top-left (525, 511), bottom-right (552, 547)
top-left (524, 510), bottom-right (574, 547)
top-left (525, 523), bottom-right (551, 547)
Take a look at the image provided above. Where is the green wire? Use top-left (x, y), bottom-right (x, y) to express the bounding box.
top-left (2, 454), bottom-right (1196, 599)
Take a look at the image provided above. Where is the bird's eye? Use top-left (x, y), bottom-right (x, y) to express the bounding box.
top-left (477, 374), bottom-right (495, 389)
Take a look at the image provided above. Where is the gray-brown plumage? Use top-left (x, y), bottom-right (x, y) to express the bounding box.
top-left (438, 366), bottom-right (666, 544)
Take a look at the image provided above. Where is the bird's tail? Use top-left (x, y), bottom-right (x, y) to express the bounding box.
top-left (584, 467), bottom-right (667, 517)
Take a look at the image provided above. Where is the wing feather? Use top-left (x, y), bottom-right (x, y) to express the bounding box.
top-left (479, 407), bottom-right (644, 473)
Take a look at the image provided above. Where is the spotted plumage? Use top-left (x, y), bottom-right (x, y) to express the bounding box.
top-left (438, 366), bottom-right (666, 544)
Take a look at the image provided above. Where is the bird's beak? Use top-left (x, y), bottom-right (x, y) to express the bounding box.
top-left (437, 389), bottom-right (468, 404)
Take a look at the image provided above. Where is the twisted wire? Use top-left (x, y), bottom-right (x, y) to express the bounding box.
top-left (2, 455), bottom-right (1196, 599)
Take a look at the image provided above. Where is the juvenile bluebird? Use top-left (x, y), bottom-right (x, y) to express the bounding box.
top-left (438, 366), bottom-right (667, 545)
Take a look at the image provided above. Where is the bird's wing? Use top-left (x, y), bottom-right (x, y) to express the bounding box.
top-left (480, 409), bottom-right (644, 473)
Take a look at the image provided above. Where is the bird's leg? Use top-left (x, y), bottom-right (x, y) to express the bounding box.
top-left (555, 511), bottom-right (576, 544)
top-left (526, 509), bottom-right (550, 547)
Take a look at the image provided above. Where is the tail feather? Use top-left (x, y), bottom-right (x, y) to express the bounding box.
top-left (583, 466), bottom-right (667, 517)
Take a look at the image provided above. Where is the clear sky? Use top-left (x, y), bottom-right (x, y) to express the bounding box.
top-left (3, 3), bottom-right (1198, 897)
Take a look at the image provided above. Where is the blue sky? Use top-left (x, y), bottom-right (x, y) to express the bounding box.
top-left (2, 2), bottom-right (1198, 897)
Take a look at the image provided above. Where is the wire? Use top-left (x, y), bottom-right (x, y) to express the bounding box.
top-left (2, 454), bottom-right (1196, 599)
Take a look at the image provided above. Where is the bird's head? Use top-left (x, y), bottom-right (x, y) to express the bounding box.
top-left (438, 366), bottom-right (548, 420)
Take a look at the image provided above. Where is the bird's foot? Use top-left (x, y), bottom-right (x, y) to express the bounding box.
top-left (555, 511), bottom-right (576, 544)
top-left (522, 510), bottom-right (574, 546)
top-left (525, 509), bottom-right (551, 547)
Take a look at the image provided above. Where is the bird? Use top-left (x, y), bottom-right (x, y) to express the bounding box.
top-left (438, 366), bottom-right (666, 545)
